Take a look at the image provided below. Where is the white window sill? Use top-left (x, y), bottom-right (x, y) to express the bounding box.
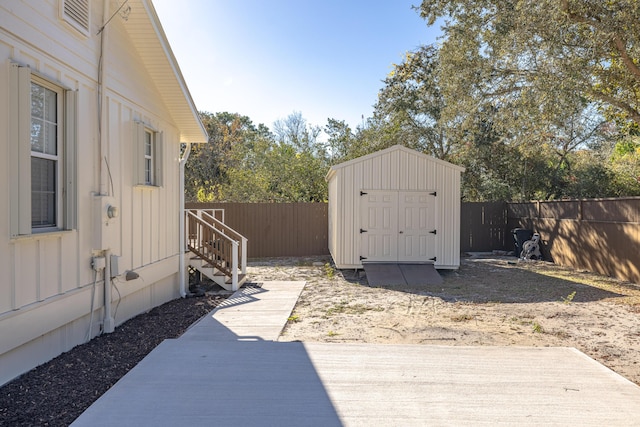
top-left (134, 184), bottom-right (161, 190)
top-left (10, 229), bottom-right (75, 243)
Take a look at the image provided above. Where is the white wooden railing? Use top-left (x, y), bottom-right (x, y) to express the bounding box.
top-left (186, 209), bottom-right (247, 289)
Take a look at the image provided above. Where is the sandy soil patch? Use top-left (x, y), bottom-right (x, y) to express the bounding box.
top-left (246, 255), bottom-right (640, 385)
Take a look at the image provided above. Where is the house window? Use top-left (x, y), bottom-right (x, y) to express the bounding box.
top-left (9, 63), bottom-right (77, 237)
top-left (144, 130), bottom-right (154, 185)
top-left (134, 121), bottom-right (163, 187)
top-left (31, 80), bottom-right (62, 228)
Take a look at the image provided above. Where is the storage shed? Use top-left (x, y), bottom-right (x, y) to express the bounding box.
top-left (326, 145), bottom-right (465, 269)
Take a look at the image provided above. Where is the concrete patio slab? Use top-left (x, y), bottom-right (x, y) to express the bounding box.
top-left (71, 280), bottom-right (640, 426)
top-left (72, 340), bottom-right (640, 426)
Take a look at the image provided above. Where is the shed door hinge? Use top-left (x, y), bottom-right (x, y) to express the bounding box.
top-left (429, 257), bottom-right (437, 261)
top-left (360, 228), bottom-right (367, 233)
top-left (360, 256), bottom-right (368, 261)
top-left (430, 191), bottom-right (437, 196)
top-left (429, 229), bottom-right (437, 235)
top-left (360, 191), bottom-right (368, 196)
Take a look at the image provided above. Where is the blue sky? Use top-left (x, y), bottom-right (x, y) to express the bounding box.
top-left (152, 0), bottom-right (441, 132)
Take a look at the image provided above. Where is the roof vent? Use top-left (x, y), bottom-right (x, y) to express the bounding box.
top-left (62, 0), bottom-right (90, 35)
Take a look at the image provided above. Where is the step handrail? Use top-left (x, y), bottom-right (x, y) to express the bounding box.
top-left (186, 209), bottom-right (247, 275)
top-left (189, 209), bottom-right (243, 242)
top-left (185, 209), bottom-right (248, 275)
top-left (186, 212), bottom-right (236, 278)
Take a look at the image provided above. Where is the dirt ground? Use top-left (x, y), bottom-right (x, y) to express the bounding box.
top-left (246, 254), bottom-right (640, 386)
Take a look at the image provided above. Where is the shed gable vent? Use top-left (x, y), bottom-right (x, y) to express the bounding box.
top-left (62, 0), bottom-right (90, 35)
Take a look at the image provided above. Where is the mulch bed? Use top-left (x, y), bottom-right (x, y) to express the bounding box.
top-left (0, 291), bottom-right (226, 426)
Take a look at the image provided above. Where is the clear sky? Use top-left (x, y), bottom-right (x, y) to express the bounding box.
top-left (152, 0), bottom-right (441, 132)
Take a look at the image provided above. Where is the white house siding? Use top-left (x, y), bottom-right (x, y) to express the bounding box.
top-left (326, 145), bottom-right (465, 270)
top-left (0, 0), bottom-right (194, 386)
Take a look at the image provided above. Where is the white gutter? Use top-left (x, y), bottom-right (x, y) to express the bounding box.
top-left (178, 142), bottom-right (192, 298)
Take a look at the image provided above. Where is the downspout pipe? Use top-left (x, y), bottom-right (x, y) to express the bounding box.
top-left (100, 0), bottom-right (114, 334)
top-left (178, 142), bottom-right (192, 298)
top-left (103, 249), bottom-right (115, 333)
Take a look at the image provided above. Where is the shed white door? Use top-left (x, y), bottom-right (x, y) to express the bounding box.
top-left (360, 191), bottom-right (398, 262)
top-left (398, 192), bottom-right (436, 262)
top-left (360, 190), bottom-right (436, 263)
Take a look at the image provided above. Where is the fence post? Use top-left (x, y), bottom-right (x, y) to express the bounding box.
top-left (578, 199), bottom-right (583, 221)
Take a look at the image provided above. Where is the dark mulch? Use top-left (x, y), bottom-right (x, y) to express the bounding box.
top-left (0, 290), bottom-right (226, 427)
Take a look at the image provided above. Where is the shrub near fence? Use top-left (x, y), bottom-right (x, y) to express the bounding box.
top-left (508, 198), bottom-right (640, 285)
top-left (186, 203), bottom-right (329, 258)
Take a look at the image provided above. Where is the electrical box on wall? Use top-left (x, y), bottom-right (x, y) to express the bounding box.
top-left (110, 254), bottom-right (121, 277)
top-left (95, 195), bottom-right (116, 223)
top-left (93, 194), bottom-right (119, 251)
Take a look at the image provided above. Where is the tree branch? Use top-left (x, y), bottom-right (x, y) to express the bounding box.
top-left (590, 90), bottom-right (640, 124)
top-left (612, 36), bottom-right (640, 82)
top-left (561, 1), bottom-right (640, 83)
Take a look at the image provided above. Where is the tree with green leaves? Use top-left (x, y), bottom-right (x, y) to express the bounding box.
top-left (185, 112), bottom-right (269, 202)
top-left (375, 45), bottom-right (454, 160)
top-left (418, 0), bottom-right (640, 129)
top-left (365, 1), bottom-right (636, 200)
top-left (608, 137), bottom-right (640, 196)
top-left (188, 111), bottom-right (329, 203)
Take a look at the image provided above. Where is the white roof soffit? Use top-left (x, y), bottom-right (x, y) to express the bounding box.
top-left (124, 0), bottom-right (207, 143)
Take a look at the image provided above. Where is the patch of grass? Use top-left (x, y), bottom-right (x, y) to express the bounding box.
top-left (287, 315), bottom-right (300, 323)
top-left (561, 291), bottom-right (577, 304)
top-left (533, 268), bottom-right (639, 297)
top-left (325, 301), bottom-right (347, 316)
top-left (532, 321), bottom-right (544, 334)
top-left (327, 330), bottom-right (339, 337)
top-left (326, 302), bottom-right (383, 316)
top-left (550, 329), bottom-right (571, 339)
top-left (451, 314), bottom-right (475, 322)
top-left (324, 263), bottom-right (335, 279)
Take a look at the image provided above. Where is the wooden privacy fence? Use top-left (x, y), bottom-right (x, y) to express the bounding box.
top-left (507, 198), bottom-right (640, 285)
top-left (186, 203), bottom-right (329, 258)
top-left (187, 202), bottom-right (498, 257)
top-left (459, 202), bottom-right (508, 252)
top-left (187, 199), bottom-right (640, 284)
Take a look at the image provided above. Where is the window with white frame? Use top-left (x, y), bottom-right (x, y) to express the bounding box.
top-left (30, 79), bottom-right (62, 228)
top-left (9, 63), bottom-right (77, 236)
top-left (134, 121), bottom-right (163, 187)
top-left (144, 129), bottom-right (154, 185)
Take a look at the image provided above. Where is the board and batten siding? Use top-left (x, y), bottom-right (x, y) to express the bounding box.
top-left (327, 145), bottom-right (464, 269)
top-left (0, 1), bottom-right (188, 386)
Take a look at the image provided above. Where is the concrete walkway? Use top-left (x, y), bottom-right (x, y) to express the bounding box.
top-left (72, 281), bottom-right (640, 426)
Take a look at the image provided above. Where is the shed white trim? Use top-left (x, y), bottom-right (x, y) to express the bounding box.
top-left (326, 144), bottom-right (465, 182)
